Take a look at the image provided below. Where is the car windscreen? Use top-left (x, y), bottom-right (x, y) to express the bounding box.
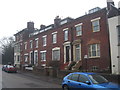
top-left (88, 74), bottom-right (108, 84)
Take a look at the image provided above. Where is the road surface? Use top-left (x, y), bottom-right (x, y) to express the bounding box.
top-left (1, 66), bottom-right (61, 89)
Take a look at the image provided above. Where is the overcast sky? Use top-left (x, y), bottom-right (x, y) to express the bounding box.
top-left (0, 0), bottom-right (119, 40)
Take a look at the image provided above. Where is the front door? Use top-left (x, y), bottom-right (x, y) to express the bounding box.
top-left (66, 46), bottom-right (70, 62)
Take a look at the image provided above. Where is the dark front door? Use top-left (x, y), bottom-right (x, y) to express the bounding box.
top-left (66, 46), bottom-right (70, 62)
top-left (31, 52), bottom-right (34, 65)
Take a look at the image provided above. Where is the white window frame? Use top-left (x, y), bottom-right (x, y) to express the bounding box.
top-left (29, 51), bottom-right (33, 64)
top-left (24, 42), bottom-right (27, 50)
top-left (30, 40), bottom-right (33, 49)
top-left (75, 23), bottom-right (83, 36)
top-left (42, 35), bottom-right (47, 46)
top-left (35, 38), bottom-right (39, 48)
top-left (75, 44), bottom-right (81, 61)
top-left (52, 47), bottom-right (60, 61)
top-left (63, 28), bottom-right (68, 41)
top-left (24, 53), bottom-right (28, 63)
top-left (34, 50), bottom-right (38, 65)
top-left (91, 17), bottom-right (101, 32)
top-left (52, 32), bottom-right (57, 44)
top-left (88, 44), bottom-right (100, 58)
top-left (40, 50), bottom-right (47, 61)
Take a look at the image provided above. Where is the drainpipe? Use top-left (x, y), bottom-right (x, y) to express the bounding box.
top-left (106, 8), bottom-right (112, 74)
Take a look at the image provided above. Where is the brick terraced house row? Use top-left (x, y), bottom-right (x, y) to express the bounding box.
top-left (14, 0), bottom-right (120, 73)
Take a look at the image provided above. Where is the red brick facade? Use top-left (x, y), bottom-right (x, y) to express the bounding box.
top-left (15, 8), bottom-right (111, 72)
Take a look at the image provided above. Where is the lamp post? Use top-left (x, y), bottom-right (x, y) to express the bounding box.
top-left (84, 55), bottom-right (88, 72)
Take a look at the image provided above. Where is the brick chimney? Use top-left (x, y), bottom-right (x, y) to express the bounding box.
top-left (40, 24), bottom-right (46, 29)
top-left (54, 16), bottom-right (61, 27)
top-left (107, 0), bottom-right (115, 11)
top-left (27, 21), bottom-right (34, 30)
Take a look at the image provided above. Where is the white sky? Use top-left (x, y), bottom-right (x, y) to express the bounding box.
top-left (0, 0), bottom-right (119, 39)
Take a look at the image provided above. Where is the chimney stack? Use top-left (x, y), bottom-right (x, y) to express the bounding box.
top-left (107, 0), bottom-right (115, 11)
top-left (27, 21), bottom-right (34, 30)
top-left (54, 16), bottom-right (61, 27)
top-left (40, 24), bottom-right (46, 30)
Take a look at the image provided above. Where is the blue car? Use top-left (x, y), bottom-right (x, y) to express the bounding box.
top-left (62, 72), bottom-right (120, 90)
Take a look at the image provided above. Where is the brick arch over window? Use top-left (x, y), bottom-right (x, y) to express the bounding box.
top-left (87, 39), bottom-right (100, 45)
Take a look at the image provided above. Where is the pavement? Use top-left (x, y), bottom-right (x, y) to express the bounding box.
top-left (18, 70), bottom-right (63, 85)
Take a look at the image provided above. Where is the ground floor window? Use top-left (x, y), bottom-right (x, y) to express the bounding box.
top-left (52, 47), bottom-right (60, 61)
top-left (24, 55), bottom-right (28, 63)
top-left (34, 51), bottom-right (38, 65)
top-left (92, 66), bottom-right (98, 71)
top-left (40, 51), bottom-right (46, 61)
top-left (88, 44), bottom-right (100, 58)
top-left (75, 44), bottom-right (81, 61)
top-left (30, 51), bottom-right (33, 64)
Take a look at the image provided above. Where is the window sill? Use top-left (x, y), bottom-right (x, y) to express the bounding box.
top-left (93, 30), bottom-right (100, 33)
top-left (41, 60), bottom-right (46, 62)
top-left (89, 56), bottom-right (100, 59)
top-left (76, 35), bottom-right (82, 37)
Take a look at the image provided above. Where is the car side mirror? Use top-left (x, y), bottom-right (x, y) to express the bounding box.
top-left (85, 81), bottom-right (91, 85)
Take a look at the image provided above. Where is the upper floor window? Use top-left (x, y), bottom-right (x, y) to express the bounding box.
top-left (24, 42), bottom-right (27, 50)
top-left (52, 32), bottom-right (57, 44)
top-left (35, 38), bottom-right (38, 48)
top-left (42, 35), bottom-right (47, 46)
top-left (63, 28), bottom-right (68, 41)
top-left (30, 40), bottom-right (33, 49)
top-left (91, 17), bottom-right (101, 32)
top-left (75, 23), bottom-right (83, 36)
top-left (40, 50), bottom-right (46, 61)
top-left (117, 25), bottom-right (120, 44)
top-left (88, 44), bottom-right (100, 58)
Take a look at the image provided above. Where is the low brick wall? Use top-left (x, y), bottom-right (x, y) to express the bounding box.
top-left (57, 70), bottom-right (72, 79)
top-left (21, 67), bottom-right (120, 85)
top-left (100, 73), bottom-right (120, 84)
top-left (32, 67), bottom-right (46, 76)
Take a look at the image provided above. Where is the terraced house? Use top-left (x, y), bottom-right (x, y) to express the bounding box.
top-left (14, 0), bottom-right (120, 74)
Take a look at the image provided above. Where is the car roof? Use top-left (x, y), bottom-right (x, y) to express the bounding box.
top-left (70, 72), bottom-right (96, 75)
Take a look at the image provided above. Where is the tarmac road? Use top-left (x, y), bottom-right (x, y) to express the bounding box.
top-left (2, 66), bottom-right (61, 89)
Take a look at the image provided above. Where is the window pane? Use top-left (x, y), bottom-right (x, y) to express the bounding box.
top-left (75, 44), bottom-right (80, 61)
top-left (89, 44), bottom-right (100, 57)
top-left (76, 25), bottom-right (82, 36)
top-left (41, 52), bottom-right (46, 61)
top-left (64, 30), bottom-right (68, 41)
top-left (71, 74), bottom-right (79, 81)
top-left (52, 34), bottom-right (57, 43)
top-left (43, 37), bottom-right (46, 46)
top-left (34, 52), bottom-right (38, 64)
top-left (53, 50), bottom-right (60, 61)
top-left (92, 20), bottom-right (100, 32)
top-left (79, 75), bottom-right (89, 83)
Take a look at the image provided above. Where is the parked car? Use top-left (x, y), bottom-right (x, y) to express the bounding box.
top-left (4, 65), bottom-right (17, 73)
top-left (2, 65), bottom-right (7, 71)
top-left (62, 72), bottom-right (120, 90)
